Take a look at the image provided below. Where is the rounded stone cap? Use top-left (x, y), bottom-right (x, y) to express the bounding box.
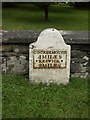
top-left (32, 28), bottom-right (67, 49)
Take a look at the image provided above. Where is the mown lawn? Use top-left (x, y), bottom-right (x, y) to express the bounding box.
top-left (2, 75), bottom-right (89, 118)
top-left (2, 3), bottom-right (88, 30)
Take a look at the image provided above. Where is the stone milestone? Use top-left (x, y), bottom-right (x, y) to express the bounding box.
top-left (29, 28), bottom-right (71, 85)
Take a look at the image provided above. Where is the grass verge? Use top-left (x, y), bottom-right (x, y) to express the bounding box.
top-left (2, 4), bottom-right (88, 30)
top-left (2, 74), bottom-right (89, 118)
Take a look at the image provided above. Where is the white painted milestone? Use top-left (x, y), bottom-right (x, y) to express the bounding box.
top-left (29, 28), bottom-right (71, 85)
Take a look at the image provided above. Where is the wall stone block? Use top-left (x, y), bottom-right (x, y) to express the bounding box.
top-left (1, 30), bottom-right (90, 78)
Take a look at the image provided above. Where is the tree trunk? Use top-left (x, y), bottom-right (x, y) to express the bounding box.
top-left (44, 5), bottom-right (48, 21)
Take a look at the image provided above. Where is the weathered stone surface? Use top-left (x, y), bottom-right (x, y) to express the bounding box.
top-left (2, 30), bottom-right (90, 44)
top-left (1, 52), bottom-right (28, 58)
top-left (86, 67), bottom-right (90, 72)
top-left (29, 28), bottom-right (71, 85)
top-left (71, 58), bottom-right (87, 63)
top-left (0, 30), bottom-right (90, 78)
top-left (6, 56), bottom-right (28, 74)
top-left (13, 45), bottom-right (29, 54)
top-left (0, 45), bottom-right (13, 52)
top-left (1, 55), bottom-right (29, 74)
top-left (88, 58), bottom-right (90, 64)
top-left (83, 56), bottom-right (89, 61)
top-left (0, 52), bottom-right (2, 57)
top-left (87, 52), bottom-right (90, 55)
top-left (0, 46), bottom-right (2, 52)
top-left (71, 50), bottom-right (87, 58)
top-left (80, 64), bottom-right (87, 73)
top-left (0, 57), bottom-right (2, 64)
top-left (2, 52), bottom-right (17, 57)
top-left (70, 63), bottom-right (82, 73)
top-left (71, 44), bottom-right (90, 50)
top-left (71, 72), bottom-right (88, 78)
top-left (1, 58), bottom-right (7, 74)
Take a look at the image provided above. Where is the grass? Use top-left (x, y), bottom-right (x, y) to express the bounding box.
top-left (2, 3), bottom-right (88, 30)
top-left (2, 74), bottom-right (89, 118)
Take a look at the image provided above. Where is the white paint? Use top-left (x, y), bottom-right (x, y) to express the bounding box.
top-left (29, 28), bottom-right (71, 85)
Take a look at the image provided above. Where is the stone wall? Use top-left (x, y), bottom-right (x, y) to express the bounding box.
top-left (0, 30), bottom-right (90, 78)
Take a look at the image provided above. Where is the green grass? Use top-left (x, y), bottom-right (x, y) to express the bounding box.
top-left (2, 4), bottom-right (88, 30)
top-left (2, 74), bottom-right (89, 118)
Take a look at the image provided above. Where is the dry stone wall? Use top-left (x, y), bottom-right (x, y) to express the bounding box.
top-left (0, 30), bottom-right (90, 78)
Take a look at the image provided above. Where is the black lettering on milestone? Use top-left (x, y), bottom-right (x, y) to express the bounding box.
top-left (38, 55), bottom-right (41, 59)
